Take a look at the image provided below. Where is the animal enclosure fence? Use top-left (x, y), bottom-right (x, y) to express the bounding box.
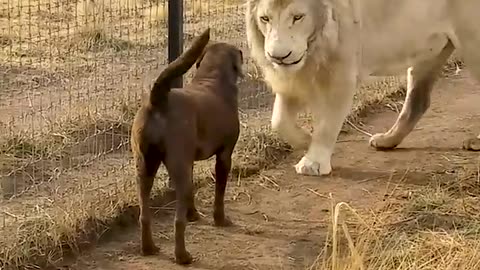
top-left (0, 0), bottom-right (274, 267)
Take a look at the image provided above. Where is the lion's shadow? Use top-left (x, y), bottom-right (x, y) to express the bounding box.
top-left (372, 146), bottom-right (464, 153)
top-left (333, 167), bottom-right (432, 185)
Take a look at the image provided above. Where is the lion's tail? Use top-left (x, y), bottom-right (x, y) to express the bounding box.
top-left (149, 28), bottom-right (210, 108)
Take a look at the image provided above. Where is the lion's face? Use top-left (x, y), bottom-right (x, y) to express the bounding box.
top-left (254, 0), bottom-right (319, 72)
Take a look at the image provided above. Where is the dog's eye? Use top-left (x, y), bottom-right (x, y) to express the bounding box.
top-left (293, 14), bottom-right (304, 23)
top-left (259, 16), bottom-right (270, 23)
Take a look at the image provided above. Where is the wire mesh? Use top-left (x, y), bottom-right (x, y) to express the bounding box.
top-left (0, 0), bottom-right (272, 248)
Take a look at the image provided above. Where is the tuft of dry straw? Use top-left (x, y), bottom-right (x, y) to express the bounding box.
top-left (309, 166), bottom-right (480, 270)
top-left (330, 201), bottom-right (370, 270)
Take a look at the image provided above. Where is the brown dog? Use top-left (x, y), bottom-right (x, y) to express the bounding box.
top-left (130, 28), bottom-right (244, 265)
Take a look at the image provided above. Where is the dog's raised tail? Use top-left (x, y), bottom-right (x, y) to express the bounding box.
top-left (149, 28), bottom-right (210, 107)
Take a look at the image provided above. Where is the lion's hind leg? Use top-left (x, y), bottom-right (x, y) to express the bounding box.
top-left (370, 40), bottom-right (455, 150)
top-left (448, 0), bottom-right (480, 151)
top-left (460, 52), bottom-right (480, 152)
top-left (460, 60), bottom-right (480, 151)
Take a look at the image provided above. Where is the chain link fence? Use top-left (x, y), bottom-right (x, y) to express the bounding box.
top-left (0, 0), bottom-right (275, 266)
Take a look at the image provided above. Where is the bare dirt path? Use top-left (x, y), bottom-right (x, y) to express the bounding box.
top-left (61, 71), bottom-right (479, 270)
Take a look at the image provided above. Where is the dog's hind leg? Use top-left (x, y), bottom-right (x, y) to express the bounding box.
top-left (165, 159), bottom-right (194, 265)
top-left (135, 152), bottom-right (162, 255)
top-left (370, 40), bottom-right (455, 149)
top-left (213, 148), bottom-right (234, 227)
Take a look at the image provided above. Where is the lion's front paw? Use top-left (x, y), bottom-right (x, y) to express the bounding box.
top-left (369, 133), bottom-right (398, 150)
top-left (294, 156), bottom-right (331, 176)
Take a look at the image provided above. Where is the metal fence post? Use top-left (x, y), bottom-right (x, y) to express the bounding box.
top-left (168, 0), bottom-right (184, 89)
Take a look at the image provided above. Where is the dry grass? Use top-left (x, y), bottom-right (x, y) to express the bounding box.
top-left (143, 0), bottom-right (245, 21)
top-left (0, 104), bottom-right (288, 269)
top-left (0, 0), bottom-right (245, 132)
top-left (306, 58), bottom-right (479, 270)
top-left (310, 151), bottom-right (480, 270)
top-left (142, 0), bottom-right (204, 21)
top-left (0, 0), bottom-right (241, 64)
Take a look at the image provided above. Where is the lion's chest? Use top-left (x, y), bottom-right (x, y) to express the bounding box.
top-left (264, 68), bottom-right (329, 101)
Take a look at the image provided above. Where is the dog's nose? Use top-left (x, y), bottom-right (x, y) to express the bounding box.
top-left (267, 51), bottom-right (292, 62)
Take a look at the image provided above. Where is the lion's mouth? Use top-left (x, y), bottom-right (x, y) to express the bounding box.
top-left (283, 57), bottom-right (303, 66)
top-left (274, 52), bottom-right (306, 67)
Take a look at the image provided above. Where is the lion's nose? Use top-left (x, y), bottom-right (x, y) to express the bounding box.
top-left (267, 51), bottom-right (292, 62)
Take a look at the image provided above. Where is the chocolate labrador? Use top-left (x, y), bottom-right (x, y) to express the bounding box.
top-left (130, 28), bottom-right (244, 264)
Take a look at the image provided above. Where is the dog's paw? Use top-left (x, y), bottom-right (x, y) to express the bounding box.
top-left (187, 208), bottom-right (201, 222)
top-left (141, 243), bottom-right (160, 256)
top-left (294, 156), bottom-right (331, 176)
top-left (214, 216), bottom-right (233, 227)
top-left (175, 250), bottom-right (193, 265)
top-left (369, 133), bottom-right (398, 150)
top-left (463, 136), bottom-right (480, 151)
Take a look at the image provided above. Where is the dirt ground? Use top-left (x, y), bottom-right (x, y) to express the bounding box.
top-left (59, 71), bottom-right (479, 270)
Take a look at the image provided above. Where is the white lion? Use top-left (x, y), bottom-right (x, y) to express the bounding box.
top-left (246, 0), bottom-right (480, 176)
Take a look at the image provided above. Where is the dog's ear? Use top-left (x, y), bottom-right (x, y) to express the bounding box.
top-left (238, 49), bottom-right (244, 64)
top-left (233, 48), bottom-right (245, 79)
top-left (195, 47), bottom-right (207, 69)
top-left (196, 41), bottom-right (216, 69)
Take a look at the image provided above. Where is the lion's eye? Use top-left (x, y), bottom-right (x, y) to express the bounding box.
top-left (293, 14), bottom-right (304, 23)
top-left (260, 16), bottom-right (270, 23)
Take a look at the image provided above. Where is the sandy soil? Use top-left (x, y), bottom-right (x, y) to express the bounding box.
top-left (58, 71), bottom-right (479, 270)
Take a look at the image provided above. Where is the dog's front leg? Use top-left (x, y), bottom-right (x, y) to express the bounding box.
top-left (295, 73), bottom-right (356, 176)
top-left (213, 149), bottom-right (234, 227)
top-left (186, 164), bottom-right (201, 223)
